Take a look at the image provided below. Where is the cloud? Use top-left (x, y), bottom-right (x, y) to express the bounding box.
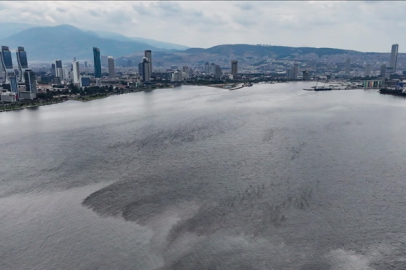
top-left (0, 1), bottom-right (405, 52)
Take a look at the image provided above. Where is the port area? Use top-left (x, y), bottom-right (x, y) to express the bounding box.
top-left (304, 81), bottom-right (381, 91)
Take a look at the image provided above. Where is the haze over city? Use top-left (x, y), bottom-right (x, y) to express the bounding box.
top-left (0, 1), bottom-right (405, 52)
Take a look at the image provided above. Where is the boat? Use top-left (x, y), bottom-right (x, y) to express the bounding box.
top-left (379, 87), bottom-right (406, 96)
top-left (314, 86), bottom-right (332, 91)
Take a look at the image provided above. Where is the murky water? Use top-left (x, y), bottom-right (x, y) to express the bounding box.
top-left (1, 83), bottom-right (406, 269)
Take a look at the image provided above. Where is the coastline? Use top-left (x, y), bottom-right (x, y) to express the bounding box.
top-left (1, 82), bottom-right (253, 113)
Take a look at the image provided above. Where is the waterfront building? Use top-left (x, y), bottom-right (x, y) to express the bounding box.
top-left (9, 75), bottom-right (18, 94)
top-left (389, 44), bottom-right (399, 72)
top-left (80, 76), bottom-right (90, 87)
top-left (292, 63), bottom-right (298, 79)
top-left (101, 55), bottom-right (108, 67)
top-left (231, 60), bottom-right (238, 77)
top-left (72, 61), bottom-right (80, 84)
top-left (214, 65), bottom-right (222, 80)
top-left (108, 56), bottom-right (115, 78)
top-left (24, 70), bottom-right (37, 93)
top-left (142, 57), bottom-right (151, 82)
top-left (93, 47), bottom-right (102, 78)
top-left (144, 50), bottom-right (152, 74)
top-left (16, 47), bottom-right (28, 82)
top-left (345, 58), bottom-right (351, 75)
top-left (303, 70), bottom-right (311, 81)
top-left (138, 62), bottom-right (143, 76)
top-left (1, 91), bottom-right (17, 102)
top-left (96, 78), bottom-right (101, 87)
top-left (205, 63), bottom-right (210, 74)
top-left (380, 64), bottom-right (386, 78)
top-left (55, 60), bottom-right (63, 80)
top-left (286, 69), bottom-right (291, 79)
top-left (1, 46), bottom-right (14, 83)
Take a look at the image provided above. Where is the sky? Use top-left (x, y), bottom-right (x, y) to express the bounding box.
top-left (0, 1), bottom-right (405, 52)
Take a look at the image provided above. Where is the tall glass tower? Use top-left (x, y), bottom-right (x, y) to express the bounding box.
top-left (93, 47), bottom-right (102, 78)
top-left (1, 46), bottom-right (14, 83)
top-left (389, 44), bottom-right (399, 72)
top-left (16, 47), bottom-right (28, 82)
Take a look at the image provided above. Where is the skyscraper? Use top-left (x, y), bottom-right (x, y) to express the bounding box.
top-left (16, 47), bottom-right (28, 82)
top-left (142, 57), bottom-right (151, 82)
top-left (1, 46), bottom-right (14, 83)
top-left (55, 60), bottom-right (63, 80)
top-left (51, 63), bottom-right (56, 76)
top-left (101, 55), bottom-right (108, 67)
top-left (215, 65), bottom-right (222, 79)
top-left (380, 64), bottom-right (387, 78)
top-left (345, 58), bottom-right (351, 75)
top-left (204, 63), bottom-right (210, 74)
top-left (93, 47), bottom-right (102, 78)
top-left (292, 63), bottom-right (298, 79)
top-left (231, 60), bottom-right (238, 77)
top-left (108, 56), bottom-right (115, 78)
top-left (210, 63), bottom-right (216, 74)
top-left (138, 62), bottom-right (143, 76)
top-left (24, 70), bottom-right (37, 93)
top-left (389, 44), bottom-right (399, 72)
top-left (72, 61), bottom-right (80, 84)
top-left (144, 50), bottom-right (152, 75)
top-left (182, 66), bottom-right (189, 75)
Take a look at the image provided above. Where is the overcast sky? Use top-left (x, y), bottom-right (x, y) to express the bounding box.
top-left (0, 1), bottom-right (405, 52)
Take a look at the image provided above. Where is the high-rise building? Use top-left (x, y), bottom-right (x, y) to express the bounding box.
top-left (84, 61), bottom-right (88, 68)
top-left (211, 63), bottom-right (217, 74)
top-left (144, 50), bottom-right (152, 75)
top-left (204, 63), bottom-right (210, 74)
top-left (63, 68), bottom-right (71, 82)
top-left (72, 61), bottom-right (80, 84)
top-left (108, 56), bottom-right (115, 78)
top-left (231, 60), bottom-right (238, 77)
top-left (101, 55), bottom-right (108, 67)
top-left (292, 63), bottom-right (298, 79)
top-left (303, 70), bottom-right (311, 81)
top-left (55, 60), bottom-right (63, 80)
top-left (365, 64), bottom-right (371, 76)
top-left (138, 62), bottom-right (143, 76)
top-left (9, 75), bottom-right (18, 94)
top-left (380, 64), bottom-right (386, 78)
top-left (24, 70), bottom-right (37, 93)
top-left (51, 63), bottom-right (56, 76)
top-left (93, 47), bottom-right (102, 78)
top-left (182, 66), bottom-right (189, 75)
top-left (389, 44), bottom-right (399, 72)
top-left (214, 65), bottom-right (222, 79)
top-left (1, 46), bottom-right (14, 83)
top-left (142, 57), bottom-right (151, 82)
top-left (345, 58), bottom-right (351, 75)
top-left (16, 47), bottom-right (28, 82)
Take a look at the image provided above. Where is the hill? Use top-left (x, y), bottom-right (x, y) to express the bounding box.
top-left (0, 25), bottom-right (161, 61)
